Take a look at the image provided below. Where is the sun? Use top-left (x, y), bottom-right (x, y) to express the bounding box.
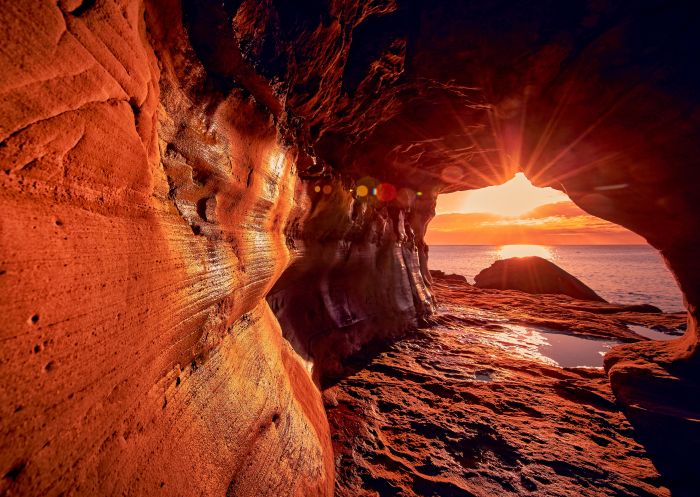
top-left (436, 172), bottom-right (568, 217)
top-left (498, 244), bottom-right (554, 260)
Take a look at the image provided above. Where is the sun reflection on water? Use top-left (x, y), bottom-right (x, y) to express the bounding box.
top-left (497, 244), bottom-right (554, 260)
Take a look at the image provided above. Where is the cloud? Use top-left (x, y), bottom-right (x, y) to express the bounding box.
top-left (526, 201), bottom-right (591, 218)
top-left (425, 200), bottom-right (646, 245)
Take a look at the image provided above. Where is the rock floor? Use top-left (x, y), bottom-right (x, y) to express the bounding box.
top-left (325, 278), bottom-right (681, 497)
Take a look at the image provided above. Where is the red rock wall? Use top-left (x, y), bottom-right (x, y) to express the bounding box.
top-left (0, 1), bottom-right (336, 495)
top-left (0, 1), bottom-right (440, 495)
top-left (268, 177), bottom-right (435, 383)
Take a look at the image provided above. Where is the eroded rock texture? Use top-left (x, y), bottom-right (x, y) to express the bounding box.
top-left (267, 182), bottom-right (435, 383)
top-left (328, 273), bottom-right (684, 497)
top-left (2, 0), bottom-right (700, 496)
top-left (0, 1), bottom-right (334, 495)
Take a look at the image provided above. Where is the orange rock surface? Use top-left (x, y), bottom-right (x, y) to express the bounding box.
top-left (0, 1), bottom-right (334, 495)
top-left (327, 273), bottom-right (684, 497)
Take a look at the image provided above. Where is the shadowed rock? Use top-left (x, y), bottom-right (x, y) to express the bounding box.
top-left (474, 256), bottom-right (606, 302)
top-left (429, 269), bottom-right (469, 285)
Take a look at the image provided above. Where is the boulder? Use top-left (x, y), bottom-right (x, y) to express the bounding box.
top-left (429, 269), bottom-right (469, 284)
top-left (474, 256), bottom-right (606, 302)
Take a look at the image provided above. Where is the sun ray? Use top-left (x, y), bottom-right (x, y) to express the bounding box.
top-left (530, 87), bottom-right (639, 184)
top-left (523, 75), bottom-right (580, 175)
top-left (436, 172), bottom-right (569, 217)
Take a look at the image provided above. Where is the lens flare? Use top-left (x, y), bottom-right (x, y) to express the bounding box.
top-left (355, 176), bottom-right (378, 200)
top-left (376, 183), bottom-right (397, 202)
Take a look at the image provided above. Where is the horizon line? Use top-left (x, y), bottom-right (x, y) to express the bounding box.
top-left (429, 243), bottom-right (650, 246)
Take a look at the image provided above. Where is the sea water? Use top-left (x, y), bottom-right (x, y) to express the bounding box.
top-left (429, 245), bottom-right (684, 313)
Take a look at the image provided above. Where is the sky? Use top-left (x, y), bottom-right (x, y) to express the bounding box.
top-left (426, 173), bottom-right (646, 245)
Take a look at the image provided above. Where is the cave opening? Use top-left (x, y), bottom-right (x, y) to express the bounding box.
top-left (425, 172), bottom-right (685, 354)
top-left (319, 168), bottom-right (695, 497)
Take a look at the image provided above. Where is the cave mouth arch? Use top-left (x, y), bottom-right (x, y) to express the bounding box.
top-left (412, 168), bottom-right (700, 490)
top-left (426, 171), bottom-right (685, 315)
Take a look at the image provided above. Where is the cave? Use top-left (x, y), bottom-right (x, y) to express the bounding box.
top-left (1, 1), bottom-right (699, 496)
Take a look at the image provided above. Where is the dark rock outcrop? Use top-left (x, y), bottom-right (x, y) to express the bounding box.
top-left (474, 256), bottom-right (606, 302)
top-left (429, 269), bottom-right (469, 285)
top-left (604, 325), bottom-right (700, 496)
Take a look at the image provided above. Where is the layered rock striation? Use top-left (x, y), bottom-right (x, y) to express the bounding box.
top-left (1, 1), bottom-right (700, 496)
top-left (0, 1), bottom-right (432, 495)
top-left (1, 1), bottom-right (335, 495)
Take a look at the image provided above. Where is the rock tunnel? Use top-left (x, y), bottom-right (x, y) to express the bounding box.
top-left (1, 0), bottom-right (699, 496)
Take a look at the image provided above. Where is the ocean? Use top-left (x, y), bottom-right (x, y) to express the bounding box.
top-left (428, 245), bottom-right (685, 313)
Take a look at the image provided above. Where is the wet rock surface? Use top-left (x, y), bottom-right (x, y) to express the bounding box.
top-left (432, 272), bottom-right (685, 343)
top-left (326, 273), bottom-right (685, 497)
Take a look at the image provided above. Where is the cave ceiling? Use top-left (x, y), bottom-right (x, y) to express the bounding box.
top-left (183, 0), bottom-right (700, 198)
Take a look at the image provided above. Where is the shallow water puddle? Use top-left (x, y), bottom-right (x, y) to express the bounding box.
top-left (627, 324), bottom-right (682, 341)
top-left (458, 323), bottom-right (619, 368)
top-left (535, 329), bottom-right (618, 368)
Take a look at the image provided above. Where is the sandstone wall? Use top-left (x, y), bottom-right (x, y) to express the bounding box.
top-left (0, 1), bottom-right (434, 495)
top-left (0, 1), bottom-right (334, 495)
top-left (268, 178), bottom-right (435, 383)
